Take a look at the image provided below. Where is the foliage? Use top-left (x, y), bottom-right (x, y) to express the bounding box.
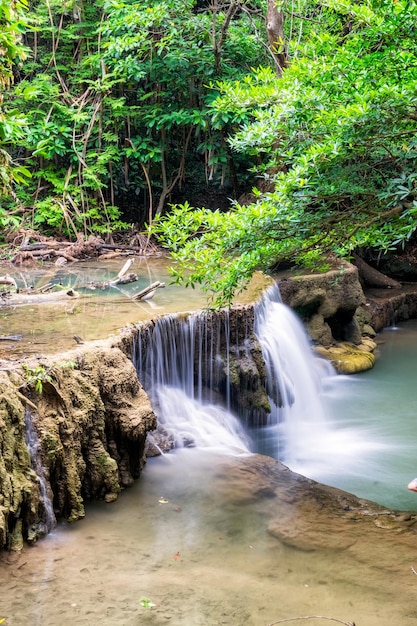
top-left (0, 0), bottom-right (30, 198)
top-left (153, 0), bottom-right (417, 307)
top-left (22, 363), bottom-right (52, 394)
top-left (1, 0), bottom-right (269, 237)
top-left (140, 597), bottom-right (156, 609)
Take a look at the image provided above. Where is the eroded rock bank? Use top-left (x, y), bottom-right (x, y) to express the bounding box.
top-left (278, 261), bottom-right (378, 373)
top-left (0, 342), bottom-right (156, 550)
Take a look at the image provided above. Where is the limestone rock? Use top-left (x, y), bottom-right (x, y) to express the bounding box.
top-left (315, 342), bottom-right (376, 374)
top-left (278, 262), bottom-right (369, 346)
top-left (0, 342), bottom-right (157, 549)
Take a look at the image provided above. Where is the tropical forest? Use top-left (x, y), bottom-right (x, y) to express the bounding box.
top-left (1, 0), bottom-right (416, 305)
top-left (3, 2), bottom-right (417, 625)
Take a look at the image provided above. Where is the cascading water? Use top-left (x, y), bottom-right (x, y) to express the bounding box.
top-left (253, 285), bottom-right (389, 481)
top-left (24, 408), bottom-right (56, 534)
top-left (252, 285), bottom-right (336, 466)
top-left (134, 313), bottom-right (250, 455)
top-left (134, 284), bottom-right (388, 480)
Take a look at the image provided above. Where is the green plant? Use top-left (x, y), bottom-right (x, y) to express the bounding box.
top-left (2, 0), bottom-right (269, 236)
top-left (22, 363), bottom-right (52, 394)
top-left (58, 360), bottom-right (77, 370)
top-left (153, 0), bottom-right (417, 307)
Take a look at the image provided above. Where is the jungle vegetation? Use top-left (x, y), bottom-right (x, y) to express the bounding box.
top-left (1, 0), bottom-right (417, 305)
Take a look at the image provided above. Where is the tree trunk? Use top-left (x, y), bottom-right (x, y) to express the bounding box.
top-left (353, 253), bottom-right (402, 289)
top-left (266, 0), bottom-right (287, 75)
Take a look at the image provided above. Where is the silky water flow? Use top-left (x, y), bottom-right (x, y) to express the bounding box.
top-left (134, 285), bottom-right (387, 482)
top-left (3, 286), bottom-right (417, 625)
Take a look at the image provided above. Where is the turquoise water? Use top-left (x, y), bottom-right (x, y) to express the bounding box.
top-left (319, 321), bottom-right (417, 511)
top-left (261, 320), bottom-right (417, 512)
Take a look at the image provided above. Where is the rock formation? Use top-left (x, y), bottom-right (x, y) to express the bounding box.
top-left (0, 342), bottom-right (156, 550)
top-left (278, 261), bottom-right (378, 373)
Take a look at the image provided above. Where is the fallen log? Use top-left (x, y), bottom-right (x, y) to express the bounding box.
top-left (98, 242), bottom-right (160, 255)
top-left (133, 281), bottom-right (166, 301)
top-left (84, 273), bottom-right (139, 290)
top-left (17, 242), bottom-right (71, 251)
top-left (11, 248), bottom-right (78, 263)
top-left (0, 289), bottom-right (80, 306)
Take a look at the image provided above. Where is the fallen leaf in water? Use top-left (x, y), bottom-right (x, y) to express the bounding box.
top-left (172, 506), bottom-right (182, 512)
top-left (158, 497), bottom-right (169, 504)
top-left (173, 552), bottom-right (181, 560)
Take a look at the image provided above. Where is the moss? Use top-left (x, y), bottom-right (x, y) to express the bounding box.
top-left (315, 342), bottom-right (375, 374)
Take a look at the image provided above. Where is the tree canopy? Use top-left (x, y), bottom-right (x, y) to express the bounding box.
top-left (153, 0), bottom-right (417, 305)
top-left (1, 0), bottom-right (268, 237)
top-left (1, 0), bottom-right (417, 306)
top-left (0, 0), bottom-right (30, 198)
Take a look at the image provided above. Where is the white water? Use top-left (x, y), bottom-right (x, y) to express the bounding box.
top-left (24, 408), bottom-right (56, 533)
top-left (156, 386), bottom-right (250, 454)
top-left (135, 313), bottom-right (250, 455)
top-left (135, 286), bottom-right (401, 505)
top-left (253, 287), bottom-right (390, 483)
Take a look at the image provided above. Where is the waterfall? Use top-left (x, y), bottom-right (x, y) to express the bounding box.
top-left (24, 408), bottom-right (56, 533)
top-left (134, 285), bottom-right (376, 475)
top-left (254, 285), bottom-right (388, 481)
top-left (134, 313), bottom-right (250, 454)
top-left (253, 285), bottom-right (336, 467)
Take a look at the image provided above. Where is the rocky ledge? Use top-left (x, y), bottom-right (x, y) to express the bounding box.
top-left (0, 341), bottom-right (156, 550)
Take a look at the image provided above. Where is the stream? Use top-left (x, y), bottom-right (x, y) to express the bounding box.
top-left (1, 325), bottom-right (417, 624)
top-left (2, 261), bottom-right (417, 625)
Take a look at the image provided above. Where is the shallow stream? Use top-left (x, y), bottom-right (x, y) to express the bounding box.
top-left (2, 263), bottom-right (417, 625)
top-left (2, 447), bottom-right (417, 626)
top-left (0, 257), bottom-right (210, 358)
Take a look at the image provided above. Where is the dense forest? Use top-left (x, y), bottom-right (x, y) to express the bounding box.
top-left (1, 0), bottom-right (417, 304)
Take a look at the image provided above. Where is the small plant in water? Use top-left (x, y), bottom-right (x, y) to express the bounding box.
top-left (140, 598), bottom-right (156, 609)
top-left (22, 364), bottom-right (52, 394)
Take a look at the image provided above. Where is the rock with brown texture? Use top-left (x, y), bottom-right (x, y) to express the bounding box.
top-left (0, 341), bottom-right (156, 549)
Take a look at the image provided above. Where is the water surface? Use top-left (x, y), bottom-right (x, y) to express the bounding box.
top-left (0, 258), bottom-right (269, 358)
top-left (2, 449), bottom-right (416, 626)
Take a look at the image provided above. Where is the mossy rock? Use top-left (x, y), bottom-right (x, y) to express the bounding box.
top-left (315, 342), bottom-right (376, 374)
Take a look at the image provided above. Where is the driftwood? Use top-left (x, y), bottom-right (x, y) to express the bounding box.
top-left (9, 234), bottom-right (160, 264)
top-left (0, 335), bottom-right (22, 341)
top-left (0, 289), bottom-right (79, 306)
top-left (82, 259), bottom-right (139, 290)
top-left (133, 281), bottom-right (166, 301)
top-left (353, 253), bottom-right (402, 289)
top-left (0, 274), bottom-right (18, 290)
top-left (85, 273), bottom-right (139, 290)
top-left (21, 248), bottom-right (78, 262)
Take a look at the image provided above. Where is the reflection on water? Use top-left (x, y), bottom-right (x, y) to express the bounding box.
top-left (0, 258), bottom-right (271, 358)
top-left (2, 449), bottom-right (417, 626)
